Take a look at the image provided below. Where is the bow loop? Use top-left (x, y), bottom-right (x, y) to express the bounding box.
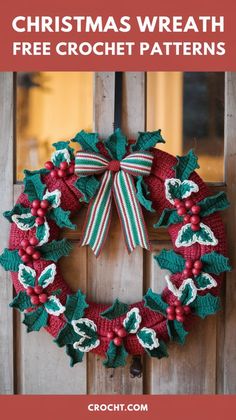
top-left (75, 152), bottom-right (109, 176)
top-left (120, 152), bottom-right (154, 177)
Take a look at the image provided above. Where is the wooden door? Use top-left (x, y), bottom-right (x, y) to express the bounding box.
top-left (0, 72), bottom-right (235, 395)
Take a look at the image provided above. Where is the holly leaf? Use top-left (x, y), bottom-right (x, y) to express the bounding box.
top-left (199, 192), bottom-right (229, 217)
top-left (136, 177), bottom-right (154, 212)
top-left (145, 339), bottom-right (168, 359)
top-left (73, 130), bottom-right (99, 152)
top-left (36, 221), bottom-right (50, 246)
top-left (72, 319), bottom-right (100, 352)
top-left (3, 204), bottom-right (30, 223)
top-left (165, 179), bottom-right (199, 204)
top-left (52, 141), bottom-right (74, 157)
top-left (173, 150), bottom-right (200, 181)
top-left (200, 251), bottom-right (231, 275)
top-left (49, 207), bottom-right (76, 230)
top-left (103, 341), bottom-right (128, 368)
top-left (123, 308), bottom-right (141, 334)
top-left (74, 176), bottom-right (100, 204)
top-left (23, 306), bottom-right (48, 332)
top-left (11, 213), bottom-right (36, 230)
top-left (132, 130), bottom-right (165, 152)
top-left (18, 264), bottom-right (36, 288)
top-left (167, 320), bottom-right (188, 344)
top-left (40, 239), bottom-right (73, 262)
top-left (137, 327), bottom-right (159, 350)
top-left (154, 208), bottom-right (182, 228)
top-left (51, 148), bottom-right (71, 167)
top-left (105, 128), bottom-right (127, 160)
top-left (100, 298), bottom-right (129, 320)
top-left (165, 277), bottom-right (197, 306)
top-left (43, 189), bottom-right (61, 208)
top-left (54, 323), bottom-right (79, 348)
top-left (154, 249), bottom-right (185, 274)
top-left (38, 263), bottom-right (56, 288)
top-left (0, 249), bottom-right (22, 272)
top-left (64, 290), bottom-right (89, 322)
top-left (195, 273), bottom-right (217, 291)
top-left (175, 223), bottom-right (218, 248)
top-left (23, 173), bottom-right (45, 201)
top-left (24, 168), bottom-right (50, 177)
top-left (143, 288), bottom-right (168, 316)
top-left (66, 344), bottom-right (84, 367)
top-left (44, 296), bottom-right (65, 316)
top-left (9, 291), bottom-right (32, 312)
top-left (190, 293), bottom-right (221, 318)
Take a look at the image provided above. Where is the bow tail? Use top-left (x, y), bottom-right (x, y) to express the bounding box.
top-left (113, 171), bottom-right (151, 253)
top-left (80, 171), bottom-right (113, 257)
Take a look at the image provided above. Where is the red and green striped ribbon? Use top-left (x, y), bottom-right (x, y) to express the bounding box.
top-left (75, 151), bottom-right (153, 257)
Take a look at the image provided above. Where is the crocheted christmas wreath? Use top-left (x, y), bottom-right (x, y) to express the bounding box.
top-left (0, 129), bottom-right (231, 372)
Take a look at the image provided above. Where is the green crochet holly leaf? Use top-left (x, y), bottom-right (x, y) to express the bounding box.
top-left (105, 128), bottom-right (127, 160)
top-left (54, 323), bottom-right (79, 348)
top-left (3, 204), bottom-right (30, 223)
top-left (100, 299), bottom-right (129, 320)
top-left (143, 288), bottom-right (168, 316)
top-left (51, 148), bottom-right (71, 167)
top-left (190, 293), bottom-right (221, 318)
top-left (40, 239), bottom-right (73, 262)
top-left (167, 320), bottom-right (188, 344)
top-left (200, 251), bottom-right (231, 275)
top-left (176, 223), bottom-right (218, 248)
top-left (38, 264), bottom-right (56, 288)
top-left (0, 249), bottom-right (22, 272)
top-left (165, 179), bottom-right (199, 204)
top-left (43, 189), bottom-right (61, 208)
top-left (154, 208), bottom-right (182, 228)
top-left (36, 221), bottom-right (50, 246)
top-left (136, 327), bottom-right (159, 350)
top-left (24, 168), bottom-right (50, 177)
top-left (72, 319), bottom-right (100, 352)
top-left (74, 176), bottom-right (100, 204)
top-left (23, 306), bottom-right (48, 332)
top-left (136, 177), bottom-right (154, 212)
top-left (198, 192), bottom-right (229, 217)
top-left (44, 296), bottom-right (65, 316)
top-left (73, 130), bottom-right (99, 152)
top-left (123, 308), bottom-right (141, 334)
top-left (154, 249), bottom-right (185, 274)
top-left (52, 141), bottom-right (74, 158)
top-left (9, 291), bottom-right (32, 312)
top-left (64, 290), bottom-right (89, 322)
top-left (66, 344), bottom-right (84, 367)
top-left (49, 207), bottom-right (76, 230)
top-left (23, 173), bottom-right (45, 201)
top-left (132, 130), bottom-right (165, 152)
top-left (18, 264), bottom-right (36, 288)
top-left (195, 273), bottom-right (217, 290)
top-left (180, 281), bottom-right (197, 306)
top-left (103, 341), bottom-right (128, 368)
top-left (173, 150), bottom-right (200, 181)
top-left (145, 339), bottom-right (169, 359)
top-left (11, 213), bottom-right (36, 231)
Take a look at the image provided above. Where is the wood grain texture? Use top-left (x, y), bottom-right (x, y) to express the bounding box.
top-left (0, 73), bottom-right (14, 394)
top-left (144, 242), bottom-right (217, 394)
top-left (219, 73), bottom-right (236, 394)
top-left (87, 73), bottom-right (145, 394)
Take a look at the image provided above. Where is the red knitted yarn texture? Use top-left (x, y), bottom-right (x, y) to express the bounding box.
top-left (8, 146), bottom-right (227, 357)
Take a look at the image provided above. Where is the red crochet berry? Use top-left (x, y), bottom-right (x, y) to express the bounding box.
top-left (32, 251), bottom-right (41, 260)
top-left (117, 328), bottom-right (127, 338)
top-left (167, 314), bottom-right (175, 321)
top-left (60, 161), bottom-right (68, 170)
top-left (175, 306), bottom-right (184, 315)
top-left (29, 237), bottom-right (39, 246)
top-left (183, 268), bottom-right (192, 278)
top-left (192, 268), bottom-right (201, 276)
top-left (185, 259), bottom-right (193, 269)
top-left (113, 337), bottom-right (123, 346)
top-left (34, 285), bottom-right (43, 295)
top-left (35, 217), bottom-right (45, 226)
top-left (185, 199), bottom-right (194, 209)
top-left (21, 254), bottom-right (31, 263)
top-left (68, 164), bottom-right (75, 175)
top-left (183, 305), bottom-right (191, 315)
top-left (176, 314), bottom-right (185, 323)
top-left (31, 295), bottom-right (40, 305)
top-left (166, 306), bottom-right (175, 315)
top-left (174, 198), bottom-right (181, 206)
top-left (191, 223), bottom-right (200, 231)
top-left (194, 260), bottom-right (203, 270)
top-left (190, 215), bottom-right (200, 225)
top-left (26, 287), bottom-right (35, 296)
top-left (37, 208), bottom-right (47, 218)
top-left (31, 208), bottom-right (38, 216)
top-left (39, 293), bottom-right (48, 304)
top-left (176, 201), bottom-right (184, 209)
top-left (191, 205), bottom-right (201, 214)
top-left (174, 299), bottom-right (181, 306)
top-left (40, 200), bottom-right (50, 209)
top-left (50, 169), bottom-right (58, 179)
top-left (32, 199), bottom-right (41, 209)
top-left (58, 169), bottom-right (67, 178)
top-left (18, 248), bottom-right (25, 257)
top-left (44, 161), bottom-right (54, 170)
top-left (25, 246), bottom-right (35, 255)
top-left (114, 326), bottom-right (121, 334)
top-left (21, 238), bottom-right (30, 248)
top-left (107, 331), bottom-right (115, 340)
top-left (183, 214), bottom-right (191, 223)
top-left (177, 207), bottom-right (187, 216)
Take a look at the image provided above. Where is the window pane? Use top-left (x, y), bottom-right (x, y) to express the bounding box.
top-left (16, 72), bottom-right (94, 180)
top-left (146, 72), bottom-right (225, 182)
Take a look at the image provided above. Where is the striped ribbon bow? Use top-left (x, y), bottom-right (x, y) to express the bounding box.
top-left (75, 151), bottom-right (154, 257)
